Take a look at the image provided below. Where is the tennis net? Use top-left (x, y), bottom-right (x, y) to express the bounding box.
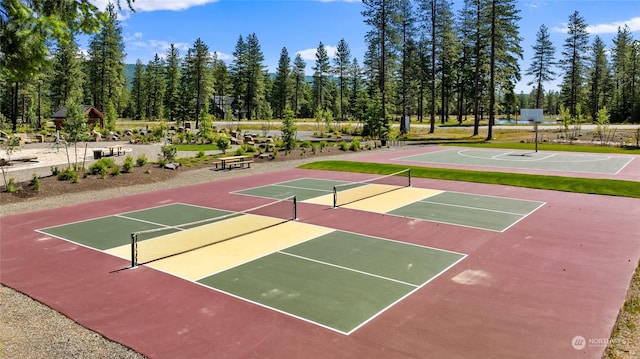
top-left (130, 196), bottom-right (297, 267)
top-left (333, 169), bottom-right (411, 208)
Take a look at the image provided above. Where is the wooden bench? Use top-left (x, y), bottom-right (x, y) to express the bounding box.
top-left (214, 155), bottom-right (253, 170)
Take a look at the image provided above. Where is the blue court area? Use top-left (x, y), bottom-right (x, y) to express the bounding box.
top-left (396, 148), bottom-right (634, 174)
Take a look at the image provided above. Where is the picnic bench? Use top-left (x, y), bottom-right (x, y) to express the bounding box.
top-left (92, 145), bottom-right (126, 159)
top-left (214, 155), bottom-right (254, 170)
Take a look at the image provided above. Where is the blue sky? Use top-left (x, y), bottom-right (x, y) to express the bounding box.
top-left (87, 0), bottom-right (639, 93)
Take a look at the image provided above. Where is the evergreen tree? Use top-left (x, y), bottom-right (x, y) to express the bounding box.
top-left (184, 38), bottom-right (213, 128)
top-left (48, 35), bottom-right (85, 113)
top-left (611, 25), bottom-right (634, 122)
top-left (486, 0), bottom-right (522, 140)
top-left (587, 36), bottom-right (611, 121)
top-left (525, 24), bottom-right (556, 109)
top-left (145, 54), bottom-right (165, 120)
top-left (559, 11), bottom-right (590, 119)
top-left (362, 0), bottom-right (399, 140)
top-left (334, 39), bottom-right (352, 121)
top-left (164, 44), bottom-right (181, 122)
top-left (272, 47), bottom-right (292, 119)
top-left (312, 42), bottom-right (332, 112)
top-left (292, 54), bottom-right (307, 117)
top-left (245, 33), bottom-right (266, 120)
top-left (130, 60), bottom-right (146, 120)
top-left (86, 2), bottom-right (125, 113)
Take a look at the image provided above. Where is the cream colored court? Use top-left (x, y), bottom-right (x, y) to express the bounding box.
top-left (303, 185), bottom-right (443, 213)
top-left (106, 215), bottom-right (334, 280)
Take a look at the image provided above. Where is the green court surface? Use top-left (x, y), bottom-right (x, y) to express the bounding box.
top-left (198, 230), bottom-right (466, 334)
top-left (389, 192), bottom-right (544, 232)
top-left (398, 149), bottom-right (634, 174)
top-left (39, 204), bottom-right (234, 250)
top-left (234, 178), bottom-right (346, 200)
top-left (234, 178), bottom-right (543, 232)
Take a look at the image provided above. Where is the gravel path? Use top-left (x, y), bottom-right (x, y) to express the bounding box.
top-left (0, 145), bottom-right (373, 358)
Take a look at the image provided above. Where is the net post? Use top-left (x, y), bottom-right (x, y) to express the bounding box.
top-left (333, 186), bottom-right (338, 208)
top-left (131, 233), bottom-right (138, 268)
top-left (408, 168), bottom-right (411, 187)
top-left (293, 196), bottom-right (297, 220)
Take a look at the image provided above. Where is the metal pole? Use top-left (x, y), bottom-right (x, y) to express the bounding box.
top-left (131, 233), bottom-right (137, 268)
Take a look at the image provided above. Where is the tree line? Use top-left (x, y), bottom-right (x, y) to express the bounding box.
top-left (1, 0), bottom-right (639, 141)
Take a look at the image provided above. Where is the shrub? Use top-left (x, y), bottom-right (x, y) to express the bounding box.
top-left (349, 139), bottom-right (361, 151)
top-left (196, 150), bottom-right (205, 158)
top-left (338, 141), bottom-right (349, 151)
top-left (29, 174), bottom-right (40, 192)
top-left (5, 178), bottom-right (18, 193)
top-left (215, 136), bottom-right (231, 154)
top-left (111, 166), bottom-right (121, 176)
top-left (57, 167), bottom-right (79, 183)
top-left (122, 155), bottom-right (134, 173)
top-left (160, 144), bottom-right (178, 162)
top-left (89, 158), bottom-right (116, 175)
top-left (136, 154), bottom-right (148, 167)
top-left (300, 140), bottom-right (312, 148)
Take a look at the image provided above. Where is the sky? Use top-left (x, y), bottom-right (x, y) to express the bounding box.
top-left (85, 0), bottom-right (640, 93)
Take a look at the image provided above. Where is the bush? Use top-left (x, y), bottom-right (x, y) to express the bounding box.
top-left (215, 136), bottom-right (231, 154)
top-left (136, 154), bottom-right (148, 167)
top-left (29, 174), bottom-right (40, 192)
top-left (57, 167), bottom-right (79, 183)
top-left (89, 158), bottom-right (116, 175)
top-left (5, 178), bottom-right (18, 193)
top-left (122, 155), bottom-right (134, 173)
top-left (160, 144), bottom-right (178, 162)
top-left (196, 150), bottom-right (205, 158)
top-left (300, 140), bottom-right (312, 148)
top-left (338, 141), bottom-right (349, 151)
top-left (349, 139), bottom-right (361, 152)
top-left (111, 166), bottom-right (121, 176)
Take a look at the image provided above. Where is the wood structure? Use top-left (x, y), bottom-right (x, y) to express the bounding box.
top-left (51, 105), bottom-right (105, 130)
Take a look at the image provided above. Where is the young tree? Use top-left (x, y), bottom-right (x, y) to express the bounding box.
top-left (145, 54), bottom-right (166, 120)
top-left (281, 108), bottom-right (297, 151)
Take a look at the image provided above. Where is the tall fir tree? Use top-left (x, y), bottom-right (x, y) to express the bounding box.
top-left (272, 47), bottom-right (292, 119)
top-left (334, 39), bottom-right (352, 121)
top-left (164, 44), bottom-right (182, 122)
top-left (525, 24), bottom-right (556, 109)
top-left (86, 2), bottom-right (125, 113)
top-left (312, 42), bottom-right (332, 112)
top-left (559, 10), bottom-right (590, 119)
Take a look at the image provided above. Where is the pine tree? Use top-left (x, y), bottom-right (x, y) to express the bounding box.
top-left (312, 42), bottom-right (332, 112)
top-left (560, 11), bottom-right (590, 119)
top-left (291, 54), bottom-right (307, 117)
top-left (86, 3), bottom-right (125, 113)
top-left (164, 44), bottom-right (181, 122)
top-left (587, 36), bottom-right (611, 121)
top-left (334, 39), bottom-right (352, 121)
top-left (525, 24), bottom-right (556, 109)
top-left (272, 47), bottom-right (292, 119)
top-left (486, 0), bottom-right (522, 140)
top-left (48, 35), bottom-right (85, 112)
top-left (130, 60), bottom-right (146, 121)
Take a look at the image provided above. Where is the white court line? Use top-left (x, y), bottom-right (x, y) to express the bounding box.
top-left (417, 199), bottom-right (536, 217)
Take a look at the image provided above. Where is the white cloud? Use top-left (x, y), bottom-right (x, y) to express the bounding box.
top-left (295, 45), bottom-right (338, 61)
top-left (128, 38), bottom-right (190, 58)
top-left (552, 16), bottom-right (640, 34)
top-left (91, 0), bottom-right (219, 12)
